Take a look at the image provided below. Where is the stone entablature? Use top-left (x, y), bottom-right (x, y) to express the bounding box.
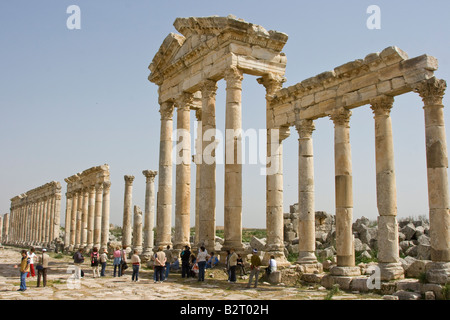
top-left (8, 181), bottom-right (62, 248)
top-left (269, 46), bottom-right (438, 126)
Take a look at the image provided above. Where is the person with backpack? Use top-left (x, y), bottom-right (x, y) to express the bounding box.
top-left (180, 245), bottom-right (191, 279)
top-left (73, 248), bottom-right (85, 279)
top-left (90, 247), bottom-right (100, 278)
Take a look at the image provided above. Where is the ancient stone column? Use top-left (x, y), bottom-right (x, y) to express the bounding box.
top-left (122, 175), bottom-right (134, 253)
top-left (0, 215), bottom-right (3, 245)
top-left (415, 78), bottom-right (450, 284)
top-left (86, 186), bottom-right (96, 251)
top-left (48, 196), bottom-right (55, 247)
top-left (370, 95), bottom-right (404, 280)
top-left (223, 67), bottom-right (245, 252)
top-left (64, 193), bottom-right (73, 250)
top-left (70, 191), bottom-right (79, 251)
top-left (258, 75), bottom-right (289, 266)
top-left (142, 170), bottom-right (157, 257)
top-left (156, 101), bottom-right (175, 248)
top-left (194, 110), bottom-right (202, 249)
top-left (101, 181), bottom-right (111, 251)
top-left (80, 190), bottom-right (89, 249)
top-left (53, 194), bottom-right (61, 247)
top-left (329, 108), bottom-right (360, 276)
top-left (296, 118), bottom-right (319, 265)
top-left (198, 80), bottom-right (218, 253)
top-left (94, 183), bottom-right (103, 250)
top-left (174, 93), bottom-right (193, 251)
top-left (3, 213), bottom-right (9, 244)
top-left (43, 198), bottom-right (51, 247)
top-left (133, 205), bottom-right (143, 254)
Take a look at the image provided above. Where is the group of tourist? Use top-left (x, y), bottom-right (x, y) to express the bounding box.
top-left (14, 247), bottom-right (49, 292)
top-left (16, 244), bottom-right (276, 291)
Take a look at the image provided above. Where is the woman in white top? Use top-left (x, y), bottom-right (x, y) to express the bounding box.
top-left (27, 248), bottom-right (37, 278)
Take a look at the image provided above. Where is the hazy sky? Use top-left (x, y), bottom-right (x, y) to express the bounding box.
top-left (1, 1), bottom-right (449, 229)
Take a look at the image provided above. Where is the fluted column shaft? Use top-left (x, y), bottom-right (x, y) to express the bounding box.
top-left (143, 171), bottom-right (157, 255)
top-left (81, 190), bottom-right (89, 248)
top-left (157, 101), bottom-right (175, 248)
top-left (101, 182), bottom-right (111, 250)
top-left (64, 194), bottom-right (73, 250)
top-left (122, 175), bottom-right (134, 251)
top-left (94, 184), bottom-right (103, 249)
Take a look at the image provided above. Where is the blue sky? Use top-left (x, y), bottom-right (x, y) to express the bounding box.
top-left (1, 1), bottom-right (449, 228)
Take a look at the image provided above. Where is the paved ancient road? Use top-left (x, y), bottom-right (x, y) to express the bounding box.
top-left (0, 246), bottom-right (380, 300)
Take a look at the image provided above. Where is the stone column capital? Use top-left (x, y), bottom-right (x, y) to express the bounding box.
top-left (224, 66), bottom-right (244, 90)
top-left (200, 79), bottom-right (218, 99)
top-left (329, 108), bottom-right (352, 127)
top-left (124, 175), bottom-right (135, 185)
top-left (414, 77), bottom-right (447, 106)
top-left (370, 95), bottom-right (395, 117)
top-left (159, 101), bottom-right (175, 120)
top-left (195, 109), bottom-right (202, 121)
top-left (278, 126), bottom-right (290, 142)
top-left (95, 183), bottom-right (104, 192)
top-left (295, 119), bottom-right (315, 139)
top-left (142, 170), bottom-right (158, 182)
top-left (176, 92), bottom-right (195, 112)
top-left (103, 181), bottom-right (111, 191)
top-left (257, 74), bottom-right (286, 97)
top-left (55, 194), bottom-right (62, 201)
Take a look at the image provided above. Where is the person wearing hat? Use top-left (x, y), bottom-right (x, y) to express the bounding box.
top-left (36, 249), bottom-right (50, 287)
top-left (247, 249), bottom-right (262, 288)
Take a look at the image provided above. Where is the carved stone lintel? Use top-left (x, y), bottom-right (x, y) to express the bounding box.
top-left (296, 119), bottom-right (315, 139)
top-left (224, 66), bottom-right (244, 90)
top-left (329, 108), bottom-right (352, 127)
top-left (142, 170), bottom-right (158, 182)
top-left (159, 102), bottom-right (175, 120)
top-left (414, 77), bottom-right (447, 106)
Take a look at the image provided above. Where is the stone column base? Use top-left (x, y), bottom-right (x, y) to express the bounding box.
top-left (296, 251), bottom-right (318, 264)
top-left (295, 262), bottom-right (323, 274)
top-left (426, 262), bottom-right (450, 284)
top-left (378, 262), bottom-right (404, 281)
top-left (330, 266), bottom-right (361, 276)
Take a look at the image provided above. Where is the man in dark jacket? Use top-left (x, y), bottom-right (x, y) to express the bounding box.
top-left (73, 248), bottom-right (85, 279)
top-left (180, 245), bottom-right (191, 278)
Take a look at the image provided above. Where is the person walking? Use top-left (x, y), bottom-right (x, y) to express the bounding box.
top-left (228, 248), bottom-right (238, 283)
top-left (73, 248), bottom-right (85, 279)
top-left (247, 249), bottom-right (262, 288)
top-left (16, 250), bottom-right (30, 291)
top-left (164, 245), bottom-right (173, 281)
top-left (36, 249), bottom-right (49, 287)
top-left (131, 249), bottom-right (141, 282)
top-left (100, 249), bottom-right (108, 277)
top-left (180, 245), bottom-right (191, 279)
top-left (90, 247), bottom-right (100, 278)
top-left (27, 247), bottom-right (36, 278)
top-left (196, 246), bottom-right (209, 282)
top-left (113, 246), bottom-right (122, 277)
top-left (154, 246), bottom-right (166, 283)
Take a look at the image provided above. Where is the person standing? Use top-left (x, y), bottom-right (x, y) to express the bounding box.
top-left (131, 249), bottom-right (141, 282)
top-left (196, 246), bottom-right (209, 282)
top-left (247, 249), bottom-right (261, 288)
top-left (90, 247), bottom-right (100, 278)
top-left (36, 249), bottom-right (49, 287)
top-left (228, 248), bottom-right (238, 283)
top-left (164, 245), bottom-right (173, 281)
top-left (100, 249), bottom-right (108, 277)
top-left (27, 247), bottom-right (36, 278)
top-left (154, 246), bottom-right (166, 283)
top-left (16, 250), bottom-right (30, 291)
top-left (180, 245), bottom-right (191, 279)
top-left (73, 248), bottom-right (85, 279)
top-left (120, 246), bottom-right (128, 276)
top-left (237, 254), bottom-right (246, 276)
top-left (113, 246), bottom-right (122, 277)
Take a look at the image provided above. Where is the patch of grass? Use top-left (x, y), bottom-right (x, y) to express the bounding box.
top-left (355, 250), bottom-right (378, 265)
top-left (324, 284), bottom-right (340, 300)
top-left (442, 283), bottom-right (450, 300)
top-left (287, 252), bottom-right (299, 263)
top-left (418, 272), bottom-right (427, 284)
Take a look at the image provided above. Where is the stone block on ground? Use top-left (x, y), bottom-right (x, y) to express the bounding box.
top-left (393, 290), bottom-right (421, 300)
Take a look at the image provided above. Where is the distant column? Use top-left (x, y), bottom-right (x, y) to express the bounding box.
top-left (86, 186), bottom-right (96, 251)
top-left (133, 205), bottom-right (143, 254)
top-left (64, 193), bottom-right (73, 250)
top-left (101, 181), bottom-right (111, 251)
top-left (94, 183), bottom-right (103, 250)
top-left (122, 175), bottom-right (134, 253)
top-left (81, 190), bottom-right (89, 249)
top-left (142, 170), bottom-right (157, 257)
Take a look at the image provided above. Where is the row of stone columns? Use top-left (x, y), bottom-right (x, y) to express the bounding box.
top-left (293, 77), bottom-right (449, 283)
top-left (8, 183), bottom-right (62, 248)
top-left (120, 171), bottom-right (158, 257)
top-left (65, 183), bottom-right (111, 252)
